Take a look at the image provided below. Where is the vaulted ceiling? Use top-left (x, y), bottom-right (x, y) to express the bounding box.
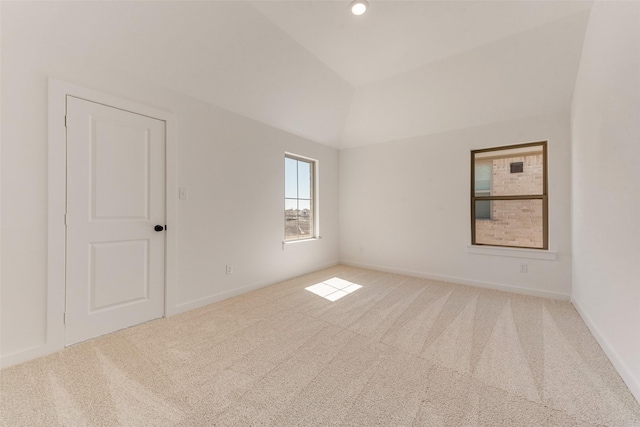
top-left (23, 1), bottom-right (593, 148)
top-left (252, 0), bottom-right (592, 148)
top-left (252, 1), bottom-right (592, 88)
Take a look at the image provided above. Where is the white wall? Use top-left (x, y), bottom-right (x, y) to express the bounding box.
top-left (1, 2), bottom-right (339, 365)
top-left (340, 111), bottom-right (572, 299)
top-left (571, 1), bottom-right (640, 402)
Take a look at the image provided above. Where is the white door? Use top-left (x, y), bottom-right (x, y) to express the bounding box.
top-left (65, 96), bottom-right (166, 345)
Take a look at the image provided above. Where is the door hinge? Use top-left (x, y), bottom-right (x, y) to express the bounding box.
top-left (65, 213), bottom-right (69, 226)
top-left (64, 115), bottom-right (67, 128)
top-left (63, 312), bottom-right (66, 324)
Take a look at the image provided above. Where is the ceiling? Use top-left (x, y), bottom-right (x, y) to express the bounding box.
top-left (251, 0), bottom-right (593, 87)
top-left (251, 0), bottom-right (593, 148)
top-left (9, 1), bottom-right (593, 149)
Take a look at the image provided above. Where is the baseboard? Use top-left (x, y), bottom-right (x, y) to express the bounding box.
top-left (340, 260), bottom-right (570, 300)
top-left (571, 296), bottom-right (640, 405)
top-left (1, 342), bottom-right (63, 370)
top-left (174, 260), bottom-right (340, 314)
top-left (174, 281), bottom-right (268, 314)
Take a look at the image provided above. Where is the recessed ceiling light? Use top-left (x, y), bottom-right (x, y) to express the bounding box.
top-left (350, 0), bottom-right (368, 16)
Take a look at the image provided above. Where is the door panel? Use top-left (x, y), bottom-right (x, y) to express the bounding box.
top-left (65, 96), bottom-right (165, 346)
top-left (92, 118), bottom-right (151, 220)
top-left (90, 240), bottom-right (149, 311)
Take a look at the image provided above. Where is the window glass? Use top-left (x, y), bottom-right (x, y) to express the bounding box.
top-left (474, 163), bottom-right (492, 220)
top-left (284, 157), bottom-right (298, 199)
top-left (475, 163), bottom-right (492, 194)
top-left (297, 161), bottom-right (311, 200)
top-left (474, 200), bottom-right (544, 248)
top-left (474, 145), bottom-right (544, 196)
top-left (476, 200), bottom-right (492, 220)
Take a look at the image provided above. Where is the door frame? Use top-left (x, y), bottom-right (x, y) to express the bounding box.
top-left (47, 78), bottom-right (177, 354)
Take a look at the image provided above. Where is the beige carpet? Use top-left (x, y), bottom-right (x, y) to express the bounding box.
top-left (1, 265), bottom-right (639, 426)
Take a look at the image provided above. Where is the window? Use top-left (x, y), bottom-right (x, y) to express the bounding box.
top-left (285, 154), bottom-right (316, 241)
top-left (471, 141), bottom-right (548, 249)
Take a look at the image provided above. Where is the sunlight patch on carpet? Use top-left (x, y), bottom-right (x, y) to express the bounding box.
top-left (305, 278), bottom-right (362, 301)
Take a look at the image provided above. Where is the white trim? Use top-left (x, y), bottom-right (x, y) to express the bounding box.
top-left (164, 113), bottom-right (178, 316)
top-left (341, 260), bottom-right (570, 300)
top-left (282, 237), bottom-right (321, 250)
top-left (466, 245), bottom-right (557, 260)
top-left (284, 151), bottom-right (316, 163)
top-left (175, 261), bottom-right (340, 314)
top-left (572, 296), bottom-right (640, 405)
top-left (1, 345), bottom-right (60, 369)
top-left (0, 79), bottom-right (179, 369)
top-left (284, 152), bottom-right (320, 242)
top-left (175, 282), bottom-right (268, 314)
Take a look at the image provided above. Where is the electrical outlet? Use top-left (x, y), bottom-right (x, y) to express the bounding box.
top-left (520, 263), bottom-right (528, 273)
top-left (226, 264), bottom-right (233, 275)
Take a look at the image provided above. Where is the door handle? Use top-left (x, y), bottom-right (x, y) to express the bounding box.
top-left (154, 225), bottom-right (164, 232)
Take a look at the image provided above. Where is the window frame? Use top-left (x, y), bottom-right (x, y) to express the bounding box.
top-left (284, 153), bottom-right (317, 242)
top-left (470, 141), bottom-right (548, 250)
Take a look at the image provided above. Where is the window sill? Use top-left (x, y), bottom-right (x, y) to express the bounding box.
top-left (282, 236), bottom-right (321, 249)
top-left (466, 245), bottom-right (557, 261)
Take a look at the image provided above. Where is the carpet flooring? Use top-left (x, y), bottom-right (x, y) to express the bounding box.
top-left (1, 265), bottom-right (639, 426)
